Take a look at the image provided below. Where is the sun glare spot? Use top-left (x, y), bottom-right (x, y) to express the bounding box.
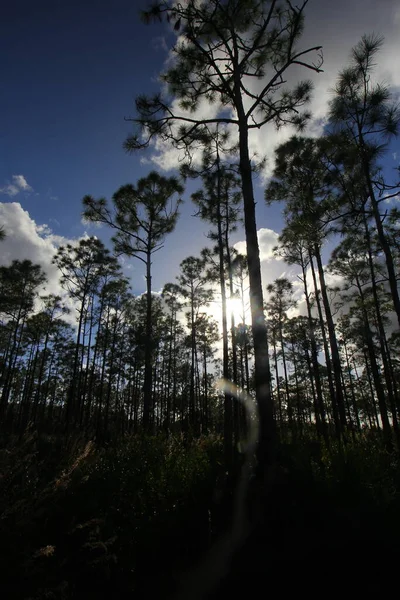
top-left (226, 296), bottom-right (243, 323)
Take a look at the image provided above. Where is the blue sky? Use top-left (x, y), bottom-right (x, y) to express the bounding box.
top-left (1, 1), bottom-right (164, 232)
top-left (1, 0), bottom-right (399, 302)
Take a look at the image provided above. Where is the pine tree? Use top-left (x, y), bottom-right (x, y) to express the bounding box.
top-left (83, 172), bottom-right (183, 429)
top-left (329, 34), bottom-right (400, 327)
top-left (126, 0), bottom-right (324, 460)
top-left (0, 260), bottom-right (47, 418)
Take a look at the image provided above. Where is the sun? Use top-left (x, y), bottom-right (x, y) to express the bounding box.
top-left (203, 295), bottom-right (245, 328)
top-left (226, 296), bottom-right (244, 323)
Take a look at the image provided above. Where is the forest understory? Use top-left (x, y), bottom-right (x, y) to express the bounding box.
top-left (1, 428), bottom-right (400, 599)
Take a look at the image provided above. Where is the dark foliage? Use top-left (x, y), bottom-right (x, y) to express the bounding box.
top-left (1, 431), bottom-right (400, 598)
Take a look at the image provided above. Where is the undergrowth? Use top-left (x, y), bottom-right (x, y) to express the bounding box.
top-left (1, 430), bottom-right (399, 599)
top-left (0, 432), bottom-right (222, 599)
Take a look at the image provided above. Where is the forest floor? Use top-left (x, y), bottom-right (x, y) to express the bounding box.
top-left (0, 430), bottom-right (399, 599)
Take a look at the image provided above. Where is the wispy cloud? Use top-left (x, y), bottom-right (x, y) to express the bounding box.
top-left (0, 174), bottom-right (33, 197)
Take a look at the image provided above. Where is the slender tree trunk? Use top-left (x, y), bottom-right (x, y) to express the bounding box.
top-left (304, 344), bottom-right (319, 433)
top-left (29, 346), bottom-right (42, 424)
top-left (236, 101), bottom-right (274, 463)
top-left (67, 295), bottom-right (86, 428)
top-left (104, 315), bottom-right (118, 436)
top-left (86, 294), bottom-right (105, 428)
top-left (309, 253), bottom-right (340, 436)
top-left (314, 244), bottom-right (347, 432)
top-left (279, 319), bottom-right (293, 434)
top-left (19, 342), bottom-right (37, 428)
top-left (1, 304), bottom-right (25, 416)
top-left (363, 349), bottom-right (381, 430)
top-left (115, 344), bottom-right (124, 434)
top-left (354, 274), bottom-right (391, 443)
top-left (194, 336), bottom-right (201, 434)
top-left (363, 216), bottom-right (399, 442)
top-left (203, 345), bottom-right (208, 434)
top-left (301, 260), bottom-right (327, 436)
top-left (343, 341), bottom-right (361, 433)
top-left (272, 334), bottom-right (283, 427)
top-left (165, 313), bottom-right (175, 435)
top-left (213, 156), bottom-right (233, 467)
top-left (143, 249), bottom-right (153, 430)
top-left (81, 295), bottom-right (95, 425)
top-left (353, 361), bottom-right (369, 428)
top-left (341, 369), bottom-right (355, 440)
top-left (172, 340), bottom-right (178, 428)
top-left (33, 324), bottom-right (51, 422)
top-left (225, 221), bottom-right (239, 448)
top-left (42, 352), bottom-right (55, 425)
top-left (96, 306), bottom-right (110, 435)
top-left (189, 287), bottom-right (196, 432)
top-left (291, 339), bottom-right (303, 436)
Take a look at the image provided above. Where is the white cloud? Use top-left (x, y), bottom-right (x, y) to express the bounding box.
top-left (0, 174), bottom-right (33, 197)
top-left (142, 0), bottom-right (400, 179)
top-left (234, 228), bottom-right (280, 264)
top-left (0, 202), bottom-right (75, 300)
top-left (12, 175), bottom-right (32, 192)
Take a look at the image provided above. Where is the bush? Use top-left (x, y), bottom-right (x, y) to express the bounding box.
top-left (0, 432), bottom-right (223, 599)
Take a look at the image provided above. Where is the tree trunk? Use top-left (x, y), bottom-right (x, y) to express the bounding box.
top-left (66, 294), bottom-right (86, 429)
top-left (279, 319), bottom-right (293, 433)
top-left (313, 245), bottom-right (347, 432)
top-left (143, 250), bottom-right (153, 430)
top-left (203, 345), bottom-right (208, 434)
top-left (214, 157), bottom-right (233, 467)
top-left (237, 113), bottom-right (274, 464)
top-left (272, 334), bottom-right (282, 426)
top-left (363, 216), bottom-right (399, 444)
top-left (301, 261), bottom-right (327, 440)
top-left (309, 252), bottom-right (340, 436)
top-left (225, 214), bottom-right (239, 449)
top-left (354, 274), bottom-right (391, 443)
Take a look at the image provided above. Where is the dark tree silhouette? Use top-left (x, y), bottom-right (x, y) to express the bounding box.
top-left (125, 0), bottom-right (324, 463)
top-left (83, 171), bottom-right (183, 429)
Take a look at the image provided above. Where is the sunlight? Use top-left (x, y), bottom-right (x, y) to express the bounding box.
top-left (203, 295), bottom-right (245, 329)
top-left (226, 296), bottom-right (244, 323)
